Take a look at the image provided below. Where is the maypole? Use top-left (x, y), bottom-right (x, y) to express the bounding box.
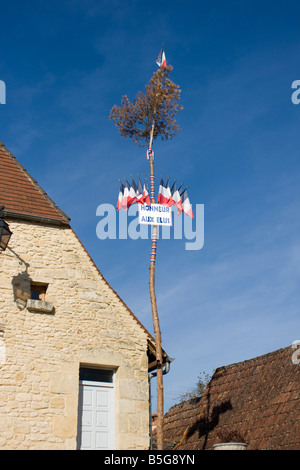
top-left (147, 139), bottom-right (164, 449)
top-left (110, 46), bottom-right (188, 450)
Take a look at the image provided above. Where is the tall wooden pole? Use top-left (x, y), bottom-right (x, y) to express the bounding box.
top-left (110, 63), bottom-right (181, 451)
top-left (148, 122), bottom-right (164, 450)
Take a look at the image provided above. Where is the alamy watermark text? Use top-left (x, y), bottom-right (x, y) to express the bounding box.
top-left (96, 203), bottom-right (204, 251)
top-left (0, 80), bottom-right (6, 104)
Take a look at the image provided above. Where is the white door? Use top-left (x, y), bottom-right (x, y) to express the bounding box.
top-left (77, 369), bottom-right (115, 450)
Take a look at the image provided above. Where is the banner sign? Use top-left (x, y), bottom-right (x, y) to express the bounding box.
top-left (139, 204), bottom-right (172, 226)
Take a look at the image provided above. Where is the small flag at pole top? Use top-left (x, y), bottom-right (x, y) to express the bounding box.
top-left (156, 45), bottom-right (167, 68)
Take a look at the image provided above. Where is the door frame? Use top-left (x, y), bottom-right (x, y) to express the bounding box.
top-left (77, 369), bottom-right (115, 450)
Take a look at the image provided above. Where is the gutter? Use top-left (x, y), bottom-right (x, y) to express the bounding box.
top-left (148, 357), bottom-right (174, 450)
top-left (4, 210), bottom-right (69, 226)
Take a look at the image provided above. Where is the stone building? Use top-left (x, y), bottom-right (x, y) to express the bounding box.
top-left (0, 141), bottom-right (167, 450)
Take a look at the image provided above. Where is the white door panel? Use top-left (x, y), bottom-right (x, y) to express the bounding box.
top-left (77, 372), bottom-right (115, 450)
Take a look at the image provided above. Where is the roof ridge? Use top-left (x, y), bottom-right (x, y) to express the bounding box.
top-left (0, 140), bottom-right (70, 224)
top-left (214, 345), bottom-right (292, 374)
top-left (165, 346), bottom-right (293, 414)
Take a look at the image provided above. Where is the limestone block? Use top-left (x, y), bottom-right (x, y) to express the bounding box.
top-left (13, 421), bottom-right (30, 434)
top-left (26, 299), bottom-right (54, 314)
top-left (49, 372), bottom-right (76, 394)
top-left (79, 291), bottom-right (105, 302)
top-left (119, 378), bottom-right (148, 400)
top-left (53, 415), bottom-right (77, 438)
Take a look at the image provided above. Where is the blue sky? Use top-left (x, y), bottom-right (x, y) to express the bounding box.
top-left (1, 0), bottom-right (300, 411)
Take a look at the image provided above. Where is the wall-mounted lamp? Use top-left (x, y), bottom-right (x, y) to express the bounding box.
top-left (0, 206), bottom-right (12, 252)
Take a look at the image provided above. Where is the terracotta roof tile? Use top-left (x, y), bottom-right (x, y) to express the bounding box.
top-left (159, 346), bottom-right (300, 450)
top-left (0, 141), bottom-right (70, 224)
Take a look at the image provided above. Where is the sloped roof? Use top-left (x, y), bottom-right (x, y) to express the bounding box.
top-left (162, 346), bottom-right (300, 450)
top-left (0, 141), bottom-right (70, 224)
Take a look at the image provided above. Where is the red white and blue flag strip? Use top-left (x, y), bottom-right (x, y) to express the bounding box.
top-left (180, 187), bottom-right (194, 218)
top-left (156, 45), bottom-right (167, 68)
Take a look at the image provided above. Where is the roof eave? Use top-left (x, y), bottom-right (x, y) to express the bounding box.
top-left (4, 210), bottom-right (70, 226)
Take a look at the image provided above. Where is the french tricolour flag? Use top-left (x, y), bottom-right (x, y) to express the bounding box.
top-left (117, 181), bottom-right (124, 211)
top-left (136, 176), bottom-right (144, 204)
top-left (170, 181), bottom-right (184, 213)
top-left (143, 178), bottom-right (151, 205)
top-left (128, 177), bottom-right (138, 206)
top-left (180, 187), bottom-right (194, 218)
top-left (156, 45), bottom-right (167, 68)
top-left (121, 180), bottom-right (131, 210)
top-left (157, 177), bottom-right (171, 205)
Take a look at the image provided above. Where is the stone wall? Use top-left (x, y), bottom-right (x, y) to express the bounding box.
top-left (0, 218), bottom-right (150, 450)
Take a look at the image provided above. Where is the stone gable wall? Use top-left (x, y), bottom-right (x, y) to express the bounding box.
top-left (0, 219), bottom-right (150, 450)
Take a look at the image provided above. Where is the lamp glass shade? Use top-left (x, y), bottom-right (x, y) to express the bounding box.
top-left (0, 218), bottom-right (12, 251)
